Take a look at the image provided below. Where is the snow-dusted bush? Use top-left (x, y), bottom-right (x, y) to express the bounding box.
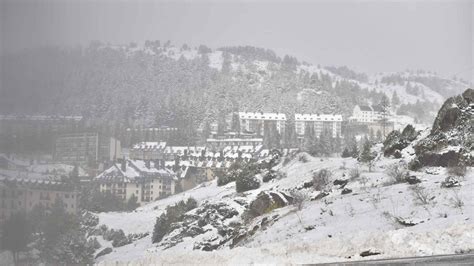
top-left (152, 198), bottom-right (198, 244)
top-left (410, 185), bottom-right (432, 205)
top-left (262, 169), bottom-right (286, 183)
top-left (386, 162), bottom-right (408, 184)
top-left (236, 173), bottom-right (260, 193)
top-left (313, 169), bottom-right (332, 191)
top-left (298, 153), bottom-right (309, 163)
top-left (290, 191), bottom-right (308, 211)
top-left (447, 165), bottom-right (467, 177)
top-left (450, 191), bottom-right (464, 210)
top-left (349, 168), bottom-right (360, 180)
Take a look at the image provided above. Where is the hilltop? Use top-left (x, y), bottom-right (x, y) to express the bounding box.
top-left (1, 42), bottom-right (467, 131)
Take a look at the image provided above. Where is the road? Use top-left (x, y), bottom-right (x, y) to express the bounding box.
top-left (317, 253), bottom-right (474, 265)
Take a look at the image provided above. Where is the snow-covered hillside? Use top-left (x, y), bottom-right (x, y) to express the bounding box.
top-left (116, 42), bottom-right (468, 107)
top-left (93, 148), bottom-right (473, 264)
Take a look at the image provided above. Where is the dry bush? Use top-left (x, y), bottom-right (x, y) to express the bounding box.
top-left (447, 165), bottom-right (467, 177)
top-left (290, 190), bottom-right (308, 211)
top-left (386, 162), bottom-right (408, 184)
top-left (313, 169), bottom-right (332, 191)
top-left (410, 185), bottom-right (432, 205)
top-left (450, 191), bottom-right (464, 210)
top-left (349, 168), bottom-right (360, 180)
top-left (298, 154), bottom-right (309, 163)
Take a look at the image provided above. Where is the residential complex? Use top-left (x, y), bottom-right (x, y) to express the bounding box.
top-left (295, 114), bottom-right (343, 138)
top-left (54, 132), bottom-right (121, 165)
top-left (237, 112), bottom-right (287, 135)
top-left (0, 178), bottom-right (79, 222)
top-left (96, 159), bottom-right (176, 205)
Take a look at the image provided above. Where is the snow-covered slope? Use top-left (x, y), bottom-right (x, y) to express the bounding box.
top-left (117, 42), bottom-right (468, 106)
top-left (94, 149), bottom-right (473, 264)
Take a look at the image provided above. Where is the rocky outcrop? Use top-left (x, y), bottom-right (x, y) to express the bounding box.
top-left (383, 124), bottom-right (419, 157)
top-left (413, 89), bottom-right (473, 167)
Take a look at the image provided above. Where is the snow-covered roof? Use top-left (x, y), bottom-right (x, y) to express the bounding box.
top-left (96, 160), bottom-right (174, 183)
top-left (238, 112), bottom-right (286, 121)
top-left (164, 146), bottom-right (206, 154)
top-left (0, 115), bottom-right (82, 121)
top-left (206, 138), bottom-right (263, 143)
top-left (126, 127), bottom-right (178, 132)
top-left (295, 114), bottom-right (342, 122)
top-left (132, 142), bottom-right (167, 150)
top-left (358, 105), bottom-right (373, 111)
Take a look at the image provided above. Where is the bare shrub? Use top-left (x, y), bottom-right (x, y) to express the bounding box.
top-left (290, 190), bottom-right (308, 226)
top-left (345, 204), bottom-right (355, 217)
top-left (450, 191), bottom-right (464, 210)
top-left (447, 165), bottom-right (467, 177)
top-left (313, 169), bottom-right (332, 191)
top-left (283, 157), bottom-right (291, 166)
top-left (340, 161), bottom-right (347, 170)
top-left (290, 190), bottom-right (308, 211)
top-left (349, 168), bottom-right (360, 180)
top-left (298, 154), bottom-right (309, 163)
top-left (410, 185), bottom-right (432, 205)
top-left (386, 162), bottom-right (408, 184)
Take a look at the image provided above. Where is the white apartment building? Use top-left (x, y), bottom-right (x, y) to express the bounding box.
top-left (237, 112), bottom-right (286, 136)
top-left (295, 114), bottom-right (343, 138)
top-left (350, 105), bottom-right (385, 123)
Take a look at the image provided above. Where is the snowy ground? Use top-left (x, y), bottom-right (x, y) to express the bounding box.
top-left (95, 150), bottom-right (474, 265)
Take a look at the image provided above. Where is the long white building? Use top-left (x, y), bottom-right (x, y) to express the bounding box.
top-left (237, 112), bottom-right (286, 136)
top-left (350, 105), bottom-right (385, 123)
top-left (295, 114), bottom-right (342, 138)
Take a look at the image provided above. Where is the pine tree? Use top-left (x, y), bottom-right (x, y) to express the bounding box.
top-left (231, 112), bottom-right (241, 134)
top-left (379, 94), bottom-right (391, 139)
top-left (349, 136), bottom-right (359, 158)
top-left (303, 123), bottom-right (314, 151)
top-left (391, 91), bottom-right (400, 106)
top-left (334, 134), bottom-right (342, 154)
top-left (1, 212), bottom-right (31, 264)
top-left (359, 137), bottom-right (375, 171)
top-left (319, 130), bottom-right (332, 157)
top-left (341, 147), bottom-right (351, 158)
top-left (376, 130), bottom-right (383, 142)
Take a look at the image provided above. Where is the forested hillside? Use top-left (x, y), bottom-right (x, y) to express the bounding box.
top-left (0, 41), bottom-right (467, 130)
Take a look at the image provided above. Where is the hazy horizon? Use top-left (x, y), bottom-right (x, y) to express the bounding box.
top-left (1, 0), bottom-right (473, 82)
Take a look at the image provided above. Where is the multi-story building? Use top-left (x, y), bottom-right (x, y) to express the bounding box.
top-left (0, 115), bottom-right (84, 154)
top-left (96, 159), bottom-right (176, 205)
top-left (206, 137), bottom-right (263, 150)
top-left (129, 142), bottom-right (167, 160)
top-left (54, 133), bottom-right (121, 165)
top-left (349, 105), bottom-right (394, 137)
top-left (124, 127), bottom-right (178, 148)
top-left (350, 105), bottom-right (386, 123)
top-left (295, 114), bottom-right (343, 138)
top-left (0, 178), bottom-right (78, 222)
top-left (237, 112), bottom-right (286, 136)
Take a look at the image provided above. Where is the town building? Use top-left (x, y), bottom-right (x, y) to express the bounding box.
top-left (124, 126), bottom-right (178, 148)
top-left (54, 132), bottom-right (121, 166)
top-left (206, 137), bottom-right (263, 150)
top-left (349, 105), bottom-right (386, 123)
top-left (0, 115), bottom-right (84, 154)
top-left (295, 114), bottom-right (343, 138)
top-left (236, 112), bottom-right (286, 136)
top-left (0, 178), bottom-right (79, 222)
top-left (96, 159), bottom-right (176, 205)
top-left (349, 105), bottom-right (394, 137)
top-left (129, 142), bottom-right (167, 160)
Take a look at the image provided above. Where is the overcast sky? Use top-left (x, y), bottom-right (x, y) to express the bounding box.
top-left (1, 0), bottom-right (472, 81)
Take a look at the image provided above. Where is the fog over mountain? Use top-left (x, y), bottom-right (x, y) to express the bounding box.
top-left (0, 1), bottom-right (472, 265)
